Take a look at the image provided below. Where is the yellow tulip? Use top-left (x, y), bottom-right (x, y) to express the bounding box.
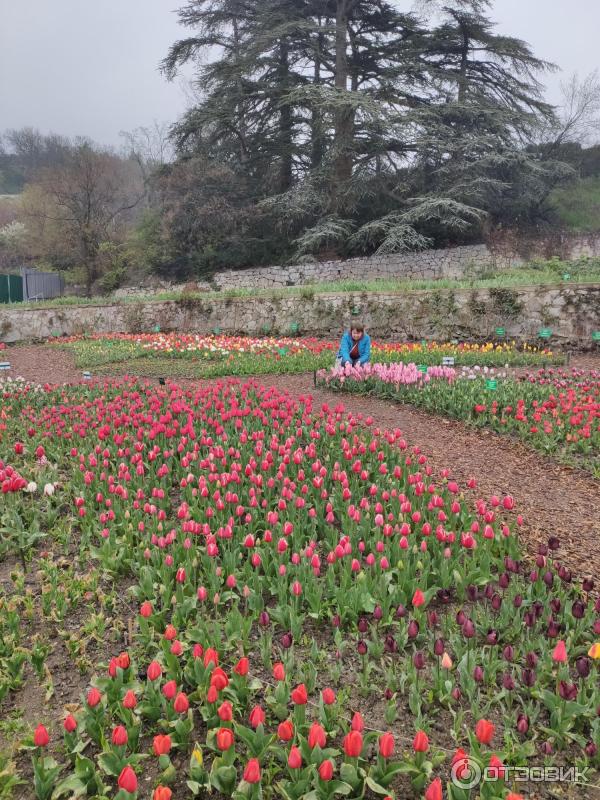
top-left (588, 642), bottom-right (600, 659)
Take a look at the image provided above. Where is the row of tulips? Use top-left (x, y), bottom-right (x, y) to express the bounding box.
top-left (50, 333), bottom-right (560, 377)
top-left (318, 364), bottom-right (600, 474)
top-left (0, 376), bottom-right (598, 799)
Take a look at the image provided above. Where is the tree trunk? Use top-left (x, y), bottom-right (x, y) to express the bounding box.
top-left (457, 21), bottom-right (469, 103)
top-left (333, 0), bottom-right (354, 201)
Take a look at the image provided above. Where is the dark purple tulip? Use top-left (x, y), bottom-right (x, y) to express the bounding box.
top-left (280, 632), bottom-right (293, 649)
top-left (373, 605), bottom-right (383, 621)
top-left (543, 571), bottom-right (554, 588)
top-left (529, 570), bottom-right (538, 583)
top-left (408, 620), bottom-right (419, 639)
top-left (434, 638), bottom-right (445, 657)
top-left (502, 672), bottom-right (515, 690)
top-left (486, 629), bottom-right (498, 645)
top-left (484, 584), bottom-right (495, 600)
top-left (503, 645), bottom-right (514, 662)
top-left (582, 578), bottom-right (594, 593)
top-left (548, 536), bottom-right (560, 551)
top-left (558, 681), bottom-right (577, 701)
top-left (466, 584), bottom-right (478, 601)
top-left (491, 594), bottom-right (502, 611)
top-left (357, 640), bottom-right (368, 655)
top-left (358, 617), bottom-right (368, 633)
top-left (536, 554), bottom-right (546, 569)
top-left (498, 573), bottom-right (510, 589)
top-left (473, 665), bottom-right (484, 683)
top-left (451, 687), bottom-right (461, 701)
top-left (396, 604), bottom-right (407, 619)
top-left (522, 668), bottom-right (536, 687)
top-left (525, 651), bottom-right (538, 668)
top-left (259, 611), bottom-right (270, 627)
top-left (513, 594), bottom-right (523, 608)
top-left (413, 651), bottom-right (426, 670)
top-left (571, 600), bottom-right (585, 619)
top-left (384, 688), bottom-right (393, 700)
top-left (436, 588), bottom-right (452, 604)
top-left (427, 610), bottom-right (438, 627)
top-left (538, 544), bottom-right (549, 556)
top-left (533, 602), bottom-right (544, 619)
top-left (524, 611), bottom-right (536, 628)
top-left (560, 567), bottom-right (572, 584)
top-left (456, 610), bottom-right (466, 626)
top-left (585, 741), bottom-right (598, 758)
top-left (576, 657), bottom-right (590, 678)
top-left (516, 714), bottom-right (529, 734)
top-left (384, 634), bottom-right (398, 654)
top-left (547, 620), bottom-right (560, 638)
top-left (594, 619), bottom-right (600, 635)
top-left (596, 597), bottom-right (600, 613)
top-left (331, 614), bottom-right (341, 628)
top-left (550, 598), bottom-right (561, 614)
top-left (462, 619), bottom-right (475, 638)
top-left (541, 741), bottom-right (553, 755)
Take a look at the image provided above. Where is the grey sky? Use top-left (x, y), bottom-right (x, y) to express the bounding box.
top-left (1, 0), bottom-right (599, 147)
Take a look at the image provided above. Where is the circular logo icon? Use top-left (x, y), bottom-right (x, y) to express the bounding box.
top-left (451, 756), bottom-right (482, 790)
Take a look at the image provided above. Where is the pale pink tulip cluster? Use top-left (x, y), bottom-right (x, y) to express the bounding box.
top-left (318, 362), bottom-right (456, 385)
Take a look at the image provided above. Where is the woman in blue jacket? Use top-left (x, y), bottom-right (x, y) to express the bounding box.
top-left (336, 323), bottom-right (371, 367)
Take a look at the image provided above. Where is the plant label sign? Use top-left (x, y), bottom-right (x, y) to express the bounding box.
top-left (0, 362), bottom-right (10, 371)
top-left (83, 371), bottom-right (92, 381)
top-left (562, 273), bottom-right (571, 281)
top-left (592, 331), bottom-right (600, 342)
top-left (442, 356), bottom-right (455, 366)
top-left (290, 322), bottom-right (299, 334)
top-left (418, 364), bottom-right (428, 374)
top-left (495, 327), bottom-right (505, 337)
top-left (153, 325), bottom-right (161, 333)
top-left (538, 328), bottom-right (552, 339)
top-left (213, 327), bottom-right (221, 335)
top-left (486, 378), bottom-right (497, 390)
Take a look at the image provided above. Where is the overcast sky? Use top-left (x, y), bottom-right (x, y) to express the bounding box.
top-left (1, 0), bottom-right (599, 148)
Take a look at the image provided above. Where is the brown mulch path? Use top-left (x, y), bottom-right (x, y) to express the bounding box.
top-left (3, 344), bottom-right (600, 582)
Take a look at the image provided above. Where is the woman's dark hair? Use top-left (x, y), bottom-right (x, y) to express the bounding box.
top-left (350, 323), bottom-right (365, 333)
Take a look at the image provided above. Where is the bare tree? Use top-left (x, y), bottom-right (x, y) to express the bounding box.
top-left (22, 142), bottom-right (144, 295)
top-left (119, 121), bottom-right (174, 180)
top-left (535, 71), bottom-right (600, 155)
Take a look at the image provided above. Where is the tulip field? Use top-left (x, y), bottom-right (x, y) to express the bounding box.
top-left (319, 365), bottom-right (600, 475)
top-left (52, 334), bottom-right (559, 379)
top-left (0, 368), bottom-right (598, 800)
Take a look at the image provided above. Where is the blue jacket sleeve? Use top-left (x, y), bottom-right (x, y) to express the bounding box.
top-left (359, 335), bottom-right (371, 364)
top-left (339, 332), bottom-right (352, 363)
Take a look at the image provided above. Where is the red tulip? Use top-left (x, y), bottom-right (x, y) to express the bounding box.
top-left (343, 730), bottom-right (363, 758)
top-left (319, 759), bottom-right (334, 781)
top-left (173, 692), bottom-right (189, 713)
top-left (243, 758), bottom-right (261, 783)
top-left (140, 600), bottom-right (153, 618)
top-left (351, 711), bottom-right (364, 732)
top-left (378, 732), bottom-right (394, 758)
top-left (87, 687), bottom-right (102, 707)
top-left (278, 720), bottom-right (294, 741)
top-left (34, 724), bottom-right (49, 747)
top-left (322, 687), bottom-right (336, 705)
top-left (216, 728), bottom-right (234, 751)
top-left (412, 589), bottom-right (425, 607)
top-left (153, 734), bottom-right (172, 756)
top-left (273, 662), bottom-right (285, 681)
top-left (413, 730), bottom-right (429, 752)
top-left (288, 745), bottom-right (302, 769)
top-left (291, 683), bottom-right (308, 705)
top-left (308, 722), bottom-right (326, 749)
top-left (234, 657), bottom-right (249, 676)
top-left (153, 788), bottom-right (172, 800)
top-left (424, 777), bottom-right (443, 800)
top-left (63, 714), bottom-right (77, 733)
top-left (475, 719), bottom-right (495, 745)
top-left (162, 679), bottom-right (177, 700)
top-left (147, 661), bottom-right (162, 681)
top-left (488, 754), bottom-right (506, 780)
top-left (218, 701), bottom-right (233, 721)
top-left (112, 725), bottom-right (128, 746)
top-left (249, 705), bottom-right (266, 729)
top-left (552, 640), bottom-right (567, 663)
top-left (117, 766), bottom-right (138, 794)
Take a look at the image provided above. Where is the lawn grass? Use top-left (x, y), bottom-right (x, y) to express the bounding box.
top-left (551, 176), bottom-right (600, 232)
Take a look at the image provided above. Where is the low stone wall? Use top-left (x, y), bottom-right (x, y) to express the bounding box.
top-left (2, 285), bottom-right (599, 346)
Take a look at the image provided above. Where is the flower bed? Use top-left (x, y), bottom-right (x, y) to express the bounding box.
top-left (320, 364), bottom-right (600, 475)
top-left (0, 378), bottom-right (598, 799)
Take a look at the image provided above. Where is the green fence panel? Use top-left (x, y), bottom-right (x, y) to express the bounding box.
top-left (0, 275), bottom-right (8, 304)
top-left (8, 274), bottom-right (23, 302)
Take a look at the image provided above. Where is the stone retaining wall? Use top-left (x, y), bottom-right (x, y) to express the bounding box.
top-left (2, 285), bottom-right (599, 346)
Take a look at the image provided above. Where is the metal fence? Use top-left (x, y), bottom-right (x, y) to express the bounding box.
top-left (0, 268), bottom-right (64, 303)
